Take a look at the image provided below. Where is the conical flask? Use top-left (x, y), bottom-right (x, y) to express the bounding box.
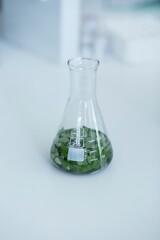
top-left (51, 58), bottom-right (113, 174)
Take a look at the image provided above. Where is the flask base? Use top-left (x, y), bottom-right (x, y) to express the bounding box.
top-left (52, 160), bottom-right (112, 175)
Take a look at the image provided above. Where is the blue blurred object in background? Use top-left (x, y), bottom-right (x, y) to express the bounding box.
top-left (103, 0), bottom-right (160, 8)
top-left (2, 0), bottom-right (60, 61)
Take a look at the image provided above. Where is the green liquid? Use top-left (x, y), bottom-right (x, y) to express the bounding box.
top-left (50, 126), bottom-right (113, 174)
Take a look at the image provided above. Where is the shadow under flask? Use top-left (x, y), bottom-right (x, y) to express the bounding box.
top-left (51, 58), bottom-right (113, 174)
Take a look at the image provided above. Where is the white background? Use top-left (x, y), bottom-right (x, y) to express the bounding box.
top-left (0, 41), bottom-right (160, 240)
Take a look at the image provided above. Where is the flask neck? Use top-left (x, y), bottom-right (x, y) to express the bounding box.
top-left (69, 69), bottom-right (96, 99)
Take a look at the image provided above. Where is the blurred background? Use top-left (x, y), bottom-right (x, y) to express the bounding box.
top-left (0, 0), bottom-right (160, 63)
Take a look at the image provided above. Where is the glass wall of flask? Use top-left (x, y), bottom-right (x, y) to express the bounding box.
top-left (50, 58), bottom-right (113, 174)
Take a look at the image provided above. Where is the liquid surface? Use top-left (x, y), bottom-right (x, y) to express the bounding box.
top-left (50, 126), bottom-right (113, 174)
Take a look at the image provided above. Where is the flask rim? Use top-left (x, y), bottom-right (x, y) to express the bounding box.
top-left (67, 57), bottom-right (100, 71)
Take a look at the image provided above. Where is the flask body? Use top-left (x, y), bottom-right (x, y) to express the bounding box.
top-left (51, 58), bottom-right (113, 174)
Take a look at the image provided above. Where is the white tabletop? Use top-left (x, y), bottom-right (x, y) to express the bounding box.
top-left (0, 42), bottom-right (160, 240)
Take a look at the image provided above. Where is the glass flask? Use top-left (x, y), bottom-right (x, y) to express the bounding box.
top-left (50, 58), bottom-right (113, 174)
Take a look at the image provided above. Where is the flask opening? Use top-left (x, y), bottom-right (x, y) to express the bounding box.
top-left (68, 57), bottom-right (99, 71)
